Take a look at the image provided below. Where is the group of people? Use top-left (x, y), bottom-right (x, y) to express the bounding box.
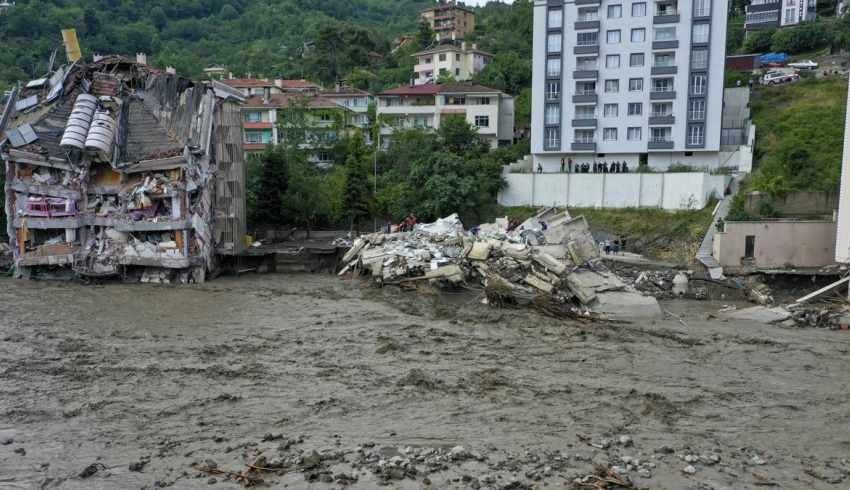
top-left (396, 214), bottom-right (418, 232)
top-left (535, 158), bottom-right (631, 174)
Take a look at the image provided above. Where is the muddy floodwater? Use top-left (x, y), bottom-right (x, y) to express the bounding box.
top-left (1, 274), bottom-right (849, 489)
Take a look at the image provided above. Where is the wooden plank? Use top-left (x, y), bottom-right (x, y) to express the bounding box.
top-left (792, 276), bottom-right (850, 306)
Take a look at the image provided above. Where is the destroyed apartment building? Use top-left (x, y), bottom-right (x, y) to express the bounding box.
top-left (339, 210), bottom-right (662, 321)
top-left (1, 56), bottom-right (247, 282)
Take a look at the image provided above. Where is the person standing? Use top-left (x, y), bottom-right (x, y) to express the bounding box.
top-left (537, 163), bottom-right (543, 174)
top-left (568, 157), bottom-right (573, 173)
top-left (560, 158), bottom-right (566, 173)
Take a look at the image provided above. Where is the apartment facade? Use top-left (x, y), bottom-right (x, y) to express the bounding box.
top-left (221, 78), bottom-right (322, 98)
top-left (745, 0), bottom-right (816, 32)
top-left (531, 0), bottom-right (728, 171)
top-left (377, 84), bottom-right (514, 149)
top-left (422, 0), bottom-right (477, 42)
top-left (413, 42), bottom-right (494, 85)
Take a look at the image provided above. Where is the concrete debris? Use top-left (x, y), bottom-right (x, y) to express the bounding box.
top-left (339, 213), bottom-right (661, 321)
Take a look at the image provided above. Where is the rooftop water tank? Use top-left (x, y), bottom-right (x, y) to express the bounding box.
top-left (59, 94), bottom-right (97, 150)
top-left (84, 110), bottom-right (116, 156)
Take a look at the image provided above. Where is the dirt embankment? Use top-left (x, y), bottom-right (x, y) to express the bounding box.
top-left (1, 275), bottom-right (849, 489)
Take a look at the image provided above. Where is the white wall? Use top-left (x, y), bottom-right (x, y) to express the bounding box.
top-left (499, 172), bottom-right (729, 210)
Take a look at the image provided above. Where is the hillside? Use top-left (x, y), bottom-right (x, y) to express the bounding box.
top-left (0, 0), bottom-right (533, 98)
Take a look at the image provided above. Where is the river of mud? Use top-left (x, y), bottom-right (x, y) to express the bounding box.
top-left (1, 274), bottom-right (849, 489)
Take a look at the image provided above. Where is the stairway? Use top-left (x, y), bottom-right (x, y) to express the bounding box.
top-left (506, 154), bottom-right (533, 173)
top-left (696, 174), bottom-right (744, 279)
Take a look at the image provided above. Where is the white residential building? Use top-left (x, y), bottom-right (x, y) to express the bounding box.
top-left (745, 0), bottom-right (816, 32)
top-left (413, 42), bottom-right (494, 85)
top-left (530, 0), bottom-right (728, 171)
top-left (377, 84), bottom-right (515, 149)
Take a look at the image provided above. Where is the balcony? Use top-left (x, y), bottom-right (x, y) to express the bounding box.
top-left (574, 45), bottom-right (599, 55)
top-left (572, 94), bottom-right (598, 103)
top-left (648, 139), bottom-right (674, 149)
top-left (572, 118), bottom-right (598, 128)
top-left (650, 90), bottom-right (676, 100)
top-left (574, 20), bottom-right (600, 30)
top-left (575, 0), bottom-right (602, 4)
top-left (686, 138), bottom-right (706, 148)
top-left (653, 11), bottom-right (680, 24)
top-left (572, 142), bottom-right (597, 151)
top-left (652, 40), bottom-right (679, 49)
top-left (688, 111), bottom-right (706, 121)
top-left (573, 70), bottom-right (598, 80)
top-left (651, 65), bottom-right (678, 75)
top-left (649, 115), bottom-right (675, 125)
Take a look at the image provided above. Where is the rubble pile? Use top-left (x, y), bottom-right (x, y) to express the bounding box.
top-left (339, 210), bottom-right (662, 320)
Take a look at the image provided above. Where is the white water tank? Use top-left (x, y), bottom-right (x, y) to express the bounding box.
top-left (84, 110), bottom-right (116, 156)
top-left (60, 94), bottom-right (98, 150)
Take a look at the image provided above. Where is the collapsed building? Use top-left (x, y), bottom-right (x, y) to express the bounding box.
top-left (339, 210), bottom-right (662, 321)
top-left (0, 57), bottom-right (247, 282)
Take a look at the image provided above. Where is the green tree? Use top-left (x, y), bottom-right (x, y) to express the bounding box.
top-left (416, 20), bottom-right (434, 49)
top-left (474, 52), bottom-right (532, 95)
top-left (743, 29), bottom-right (774, 53)
top-left (252, 145), bottom-right (290, 227)
top-left (439, 115), bottom-right (484, 156)
top-left (344, 154), bottom-right (372, 232)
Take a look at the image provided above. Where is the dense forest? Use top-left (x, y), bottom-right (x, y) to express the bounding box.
top-left (0, 0), bottom-right (532, 101)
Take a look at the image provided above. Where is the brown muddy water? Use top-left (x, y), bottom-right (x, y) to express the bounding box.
top-left (0, 274), bottom-right (849, 489)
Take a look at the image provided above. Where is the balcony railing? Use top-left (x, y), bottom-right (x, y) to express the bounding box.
top-left (687, 137), bottom-right (705, 146)
top-left (688, 111), bottom-right (706, 120)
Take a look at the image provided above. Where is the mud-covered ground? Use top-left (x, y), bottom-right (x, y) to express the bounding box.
top-left (1, 274), bottom-right (849, 489)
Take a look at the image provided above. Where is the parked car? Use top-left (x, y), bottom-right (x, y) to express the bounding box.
top-left (761, 71), bottom-right (800, 85)
top-left (788, 60), bottom-right (819, 70)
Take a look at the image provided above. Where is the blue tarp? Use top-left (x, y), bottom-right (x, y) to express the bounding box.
top-left (759, 53), bottom-right (789, 64)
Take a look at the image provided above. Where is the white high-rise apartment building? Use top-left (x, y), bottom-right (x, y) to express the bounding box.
top-left (531, 0), bottom-right (728, 171)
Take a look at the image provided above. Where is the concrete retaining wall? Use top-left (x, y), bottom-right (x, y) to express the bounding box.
top-left (499, 172), bottom-right (730, 210)
top-left (713, 220), bottom-right (837, 271)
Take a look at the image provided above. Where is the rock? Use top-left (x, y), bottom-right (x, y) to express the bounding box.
top-left (302, 450), bottom-right (322, 469)
top-left (618, 435), bottom-right (633, 447)
top-left (203, 459), bottom-right (218, 470)
top-left (654, 445), bottom-right (675, 454)
top-left (79, 463), bottom-right (101, 478)
top-left (751, 455), bottom-right (766, 465)
top-left (638, 469), bottom-right (652, 478)
top-left (14, 447), bottom-right (25, 455)
top-left (612, 466), bottom-right (628, 475)
top-left (683, 465), bottom-right (697, 475)
top-left (207, 477), bottom-right (217, 484)
top-left (450, 445), bottom-right (470, 460)
top-left (684, 454), bottom-right (699, 463)
top-left (129, 460), bottom-right (147, 472)
top-left (701, 454), bottom-right (721, 465)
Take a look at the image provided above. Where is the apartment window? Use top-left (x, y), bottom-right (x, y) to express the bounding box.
top-left (548, 33), bottom-right (563, 53)
top-left (547, 57), bottom-right (562, 77)
top-left (575, 129), bottom-right (595, 143)
top-left (688, 124), bottom-right (705, 145)
top-left (475, 115), bottom-right (490, 128)
top-left (545, 127), bottom-right (561, 149)
top-left (688, 98), bottom-right (706, 120)
top-left (577, 32), bottom-right (598, 46)
top-left (608, 4), bottom-right (623, 18)
top-left (576, 57), bottom-right (597, 70)
top-left (607, 30), bottom-right (621, 44)
top-left (548, 8), bottom-right (564, 28)
top-left (438, 53), bottom-right (446, 62)
top-left (478, 97), bottom-right (491, 105)
top-left (691, 48), bottom-right (709, 69)
top-left (319, 113), bottom-right (333, 122)
top-left (629, 78), bottom-right (644, 91)
top-left (445, 95), bottom-right (466, 105)
top-left (746, 11), bottom-right (779, 24)
top-left (653, 78), bottom-right (674, 92)
top-left (631, 28), bottom-right (646, 43)
top-left (693, 0), bottom-right (710, 17)
top-left (245, 130), bottom-right (269, 144)
top-left (632, 2), bottom-right (647, 16)
top-left (317, 151), bottom-right (332, 162)
top-left (651, 127), bottom-right (671, 142)
top-left (577, 7), bottom-right (599, 22)
top-left (455, 53), bottom-right (461, 62)
top-left (546, 81), bottom-right (561, 100)
top-left (691, 74), bottom-right (707, 94)
top-left (654, 52), bottom-right (675, 67)
top-left (576, 105), bottom-right (596, 118)
top-left (654, 26), bottom-right (676, 41)
top-left (604, 104), bottom-right (619, 117)
top-left (455, 68), bottom-right (460, 76)
top-left (627, 102), bottom-right (643, 116)
top-left (606, 55), bottom-right (620, 69)
top-left (627, 127), bottom-right (642, 141)
top-left (577, 81), bottom-right (597, 95)
top-left (652, 102), bottom-right (673, 116)
top-left (545, 104), bottom-right (561, 125)
top-left (692, 23), bottom-right (710, 44)
top-left (656, 1), bottom-right (676, 15)
top-left (630, 53), bottom-right (645, 67)
top-left (604, 79), bottom-right (620, 93)
top-left (603, 128), bottom-right (618, 141)
top-left (244, 111), bottom-right (262, 123)
top-left (785, 8), bottom-right (796, 23)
